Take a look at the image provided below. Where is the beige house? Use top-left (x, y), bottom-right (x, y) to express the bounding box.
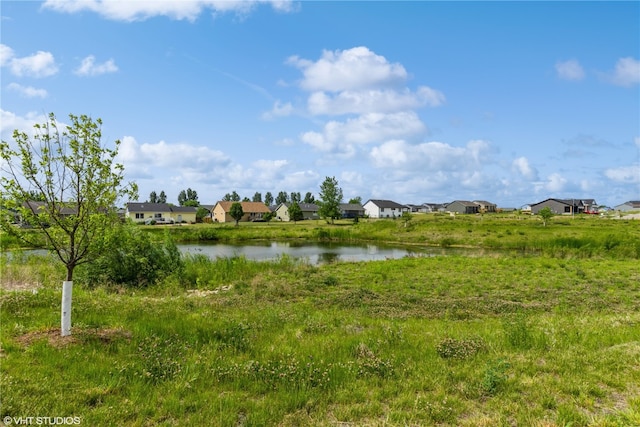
top-left (212, 201), bottom-right (271, 223)
top-left (274, 202), bottom-right (319, 221)
top-left (125, 203), bottom-right (197, 224)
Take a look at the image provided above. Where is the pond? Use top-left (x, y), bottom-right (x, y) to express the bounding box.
top-left (177, 241), bottom-right (479, 264)
top-left (6, 241), bottom-right (508, 265)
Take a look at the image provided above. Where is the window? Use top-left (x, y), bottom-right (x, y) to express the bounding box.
top-left (135, 213), bottom-right (144, 219)
top-left (564, 206), bottom-right (571, 213)
top-left (154, 213), bottom-right (162, 219)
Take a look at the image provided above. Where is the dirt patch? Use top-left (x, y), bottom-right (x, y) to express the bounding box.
top-left (13, 327), bottom-right (132, 349)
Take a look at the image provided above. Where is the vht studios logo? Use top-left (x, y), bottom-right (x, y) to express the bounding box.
top-left (3, 417), bottom-right (81, 425)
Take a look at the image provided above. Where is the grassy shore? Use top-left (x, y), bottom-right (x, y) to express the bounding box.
top-left (1, 214), bottom-right (639, 426)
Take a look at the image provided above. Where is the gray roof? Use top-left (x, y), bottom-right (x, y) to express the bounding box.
top-left (126, 202), bottom-right (172, 212)
top-left (366, 199), bottom-right (405, 209)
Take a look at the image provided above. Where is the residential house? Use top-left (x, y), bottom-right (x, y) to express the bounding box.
top-left (473, 200), bottom-right (497, 213)
top-left (530, 198), bottom-right (586, 215)
top-left (170, 206), bottom-right (198, 224)
top-left (421, 203), bottom-right (446, 213)
top-left (340, 203), bottom-right (365, 218)
top-left (363, 199), bottom-right (408, 218)
top-left (614, 201), bottom-right (640, 212)
top-left (125, 203), bottom-right (197, 224)
top-left (274, 203), bottom-right (319, 221)
top-left (212, 201), bottom-right (271, 223)
top-left (447, 200), bottom-right (480, 214)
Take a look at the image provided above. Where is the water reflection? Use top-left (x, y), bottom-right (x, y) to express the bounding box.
top-left (178, 241), bottom-right (424, 264)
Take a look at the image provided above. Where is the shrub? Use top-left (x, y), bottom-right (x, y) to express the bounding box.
top-left (78, 223), bottom-right (184, 287)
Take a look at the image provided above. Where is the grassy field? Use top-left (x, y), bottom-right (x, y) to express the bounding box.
top-left (1, 214), bottom-right (639, 426)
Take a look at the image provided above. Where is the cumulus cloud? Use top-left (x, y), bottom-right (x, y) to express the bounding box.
top-left (555, 59), bottom-right (584, 81)
top-left (544, 172), bottom-right (568, 193)
top-left (118, 136), bottom-right (231, 172)
top-left (512, 156), bottom-right (538, 180)
top-left (6, 83), bottom-right (48, 98)
top-left (0, 44), bottom-right (58, 78)
top-left (301, 111), bottom-right (426, 156)
top-left (0, 109), bottom-right (48, 139)
top-left (369, 139), bottom-right (492, 171)
top-left (609, 57), bottom-right (640, 87)
top-left (0, 44), bottom-right (14, 67)
top-left (42, 0), bottom-right (295, 22)
top-left (74, 55), bottom-right (118, 76)
top-left (605, 165), bottom-right (640, 184)
top-left (288, 46), bottom-right (408, 92)
top-left (307, 86), bottom-right (445, 116)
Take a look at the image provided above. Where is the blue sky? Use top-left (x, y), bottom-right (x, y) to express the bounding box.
top-left (1, 1), bottom-right (639, 208)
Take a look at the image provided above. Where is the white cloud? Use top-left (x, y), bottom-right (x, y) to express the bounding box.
top-left (0, 109), bottom-right (48, 140)
top-left (307, 86), bottom-right (445, 116)
top-left (118, 136), bottom-right (230, 172)
top-left (0, 44), bottom-right (14, 67)
top-left (544, 173), bottom-right (568, 193)
top-left (42, 0), bottom-right (295, 22)
top-left (6, 83), bottom-right (48, 98)
top-left (369, 139), bottom-right (492, 171)
top-left (262, 100), bottom-right (293, 120)
top-left (74, 55), bottom-right (118, 76)
top-left (555, 59), bottom-right (584, 81)
top-left (511, 156), bottom-right (538, 180)
top-left (609, 57), bottom-right (640, 87)
top-left (288, 46), bottom-right (408, 92)
top-left (301, 111), bottom-right (426, 156)
top-left (4, 48), bottom-right (58, 78)
top-left (605, 165), bottom-right (640, 184)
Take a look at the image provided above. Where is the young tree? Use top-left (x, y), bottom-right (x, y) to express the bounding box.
top-left (401, 211), bottom-right (413, 228)
top-left (288, 201), bottom-right (304, 223)
top-left (262, 211), bottom-right (274, 224)
top-left (264, 192), bottom-right (274, 207)
top-left (303, 192), bottom-right (315, 204)
top-left (538, 207), bottom-right (554, 227)
top-left (229, 202), bottom-right (244, 226)
top-left (0, 113), bottom-right (138, 336)
top-left (317, 176), bottom-right (343, 224)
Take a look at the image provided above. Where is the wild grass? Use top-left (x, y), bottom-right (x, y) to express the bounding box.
top-left (1, 216), bottom-right (639, 425)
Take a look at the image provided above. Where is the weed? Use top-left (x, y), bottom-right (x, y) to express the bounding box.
top-left (436, 337), bottom-right (486, 359)
top-left (481, 358), bottom-right (510, 395)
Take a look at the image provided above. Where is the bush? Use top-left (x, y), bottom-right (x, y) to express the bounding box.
top-left (78, 223), bottom-right (184, 287)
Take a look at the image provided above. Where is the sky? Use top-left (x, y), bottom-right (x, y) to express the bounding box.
top-left (1, 0), bottom-right (639, 208)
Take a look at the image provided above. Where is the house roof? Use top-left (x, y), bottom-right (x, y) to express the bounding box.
top-left (277, 202), bottom-right (319, 211)
top-left (127, 202), bottom-right (172, 212)
top-left (530, 198), bottom-right (581, 207)
top-left (215, 201), bottom-right (271, 213)
top-left (340, 203), bottom-right (364, 211)
top-left (473, 200), bottom-right (496, 206)
top-left (171, 206), bottom-right (198, 213)
top-left (449, 200), bottom-right (478, 207)
top-left (365, 199), bottom-right (405, 209)
top-left (618, 201), bottom-right (640, 208)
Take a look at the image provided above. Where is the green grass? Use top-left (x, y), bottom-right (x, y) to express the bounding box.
top-left (1, 216), bottom-right (640, 426)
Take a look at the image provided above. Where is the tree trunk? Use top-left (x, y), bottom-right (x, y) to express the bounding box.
top-left (61, 280), bottom-right (73, 336)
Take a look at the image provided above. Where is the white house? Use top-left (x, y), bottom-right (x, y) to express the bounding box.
top-left (363, 199), bottom-right (408, 218)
